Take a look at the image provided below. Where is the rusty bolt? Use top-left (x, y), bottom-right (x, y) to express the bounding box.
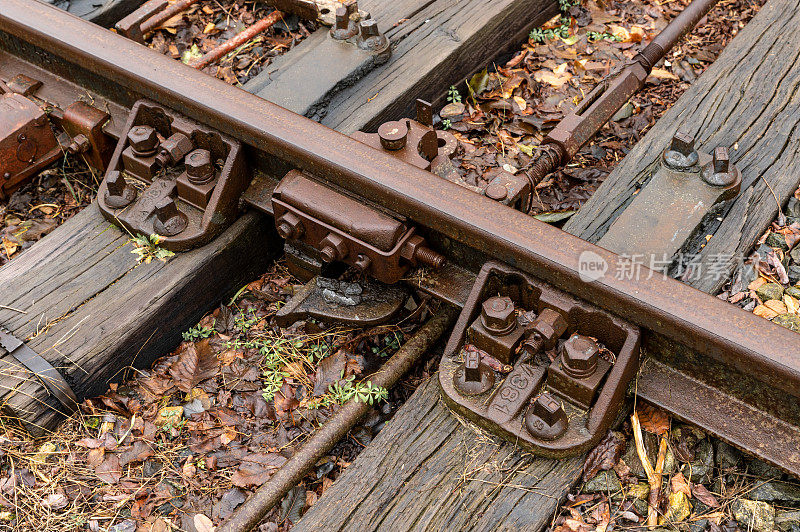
top-left (522, 308), bottom-right (568, 356)
top-left (561, 334), bottom-right (600, 379)
top-left (357, 19), bottom-right (389, 53)
top-left (702, 145), bottom-right (736, 186)
top-left (276, 212), bottom-right (304, 240)
top-left (354, 254), bottom-right (372, 272)
top-left (67, 134), bottom-right (90, 155)
top-left (713, 146), bottom-right (729, 174)
top-left (669, 131), bottom-right (695, 156)
top-left (413, 246), bottom-right (445, 269)
top-left (481, 296), bottom-right (517, 336)
top-left (104, 170), bottom-right (136, 208)
top-left (378, 121), bottom-right (408, 151)
top-left (154, 196), bottom-right (187, 236)
top-left (464, 350), bottom-right (481, 382)
top-left (525, 393), bottom-right (568, 440)
top-left (330, 1), bottom-right (359, 40)
top-left (319, 233), bottom-right (348, 263)
top-left (185, 149), bottom-right (215, 184)
top-left (664, 131), bottom-right (698, 170)
top-left (485, 182), bottom-right (508, 201)
top-left (155, 132), bottom-right (193, 168)
top-left (453, 348), bottom-right (494, 396)
top-left (127, 125), bottom-right (158, 156)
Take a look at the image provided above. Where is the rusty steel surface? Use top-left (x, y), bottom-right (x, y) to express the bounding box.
top-left (439, 262), bottom-right (641, 457)
top-left (217, 306), bottom-right (459, 532)
top-left (96, 100), bottom-right (249, 250)
top-left (599, 133), bottom-right (741, 263)
top-left (2, 0), bottom-right (799, 402)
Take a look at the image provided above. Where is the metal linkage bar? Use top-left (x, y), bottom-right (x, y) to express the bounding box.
top-left (1, 0), bottom-right (798, 402)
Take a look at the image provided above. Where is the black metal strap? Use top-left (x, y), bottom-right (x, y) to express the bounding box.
top-left (0, 327), bottom-right (79, 411)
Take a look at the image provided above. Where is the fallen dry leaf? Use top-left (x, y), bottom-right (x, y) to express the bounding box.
top-left (753, 304), bottom-right (779, 319)
top-left (169, 339), bottom-right (219, 392)
top-left (691, 482), bottom-right (720, 508)
top-left (764, 299), bottom-right (788, 314)
top-left (636, 403), bottom-right (669, 435)
top-left (650, 68), bottom-right (679, 80)
top-left (582, 431), bottom-right (626, 481)
top-left (670, 472), bottom-right (691, 498)
top-left (231, 453), bottom-right (287, 487)
top-left (785, 294), bottom-right (799, 314)
top-left (95, 454), bottom-right (122, 484)
top-left (748, 277), bottom-right (767, 291)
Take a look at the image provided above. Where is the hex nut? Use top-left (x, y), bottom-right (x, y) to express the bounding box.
top-left (185, 149), bottom-right (214, 184)
top-left (127, 125), bottom-right (158, 156)
top-left (525, 393), bottom-right (567, 441)
top-left (562, 334), bottom-right (600, 378)
top-left (480, 296), bottom-right (516, 336)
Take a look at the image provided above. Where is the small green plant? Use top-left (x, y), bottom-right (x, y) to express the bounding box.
top-left (325, 375), bottom-right (388, 406)
top-left (446, 85), bottom-right (462, 103)
top-left (371, 332), bottom-right (403, 357)
top-left (442, 119), bottom-right (452, 130)
top-left (262, 370), bottom-right (289, 401)
top-left (182, 320), bottom-right (215, 342)
top-left (234, 308), bottom-right (259, 332)
top-left (558, 0), bottom-right (577, 11)
top-left (529, 17), bottom-right (570, 43)
top-left (129, 234), bottom-right (175, 264)
top-left (587, 31), bottom-right (622, 42)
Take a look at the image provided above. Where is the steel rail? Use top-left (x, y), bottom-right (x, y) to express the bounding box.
top-left (1, 0), bottom-right (799, 398)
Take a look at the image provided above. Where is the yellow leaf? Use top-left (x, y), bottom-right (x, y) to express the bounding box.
top-left (660, 491), bottom-right (692, 524)
top-left (785, 294), bottom-right (799, 314)
top-left (220, 428), bottom-right (237, 445)
top-left (1, 237), bottom-right (18, 258)
top-left (748, 277), bottom-right (767, 291)
top-left (156, 405), bottom-right (183, 426)
top-left (753, 304), bottom-right (779, 320)
top-left (203, 22), bottom-right (216, 34)
top-left (202, 5), bottom-right (214, 14)
top-left (513, 96), bottom-right (527, 111)
top-left (650, 68), bottom-right (679, 80)
top-left (609, 25), bottom-right (631, 42)
top-left (765, 299), bottom-right (787, 314)
top-left (517, 143), bottom-right (534, 157)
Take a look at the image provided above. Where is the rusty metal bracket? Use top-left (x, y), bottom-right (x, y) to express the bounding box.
top-left (599, 133), bottom-right (741, 265)
top-left (97, 100), bottom-right (249, 250)
top-left (272, 169), bottom-right (444, 284)
top-left (275, 275), bottom-right (408, 327)
top-left (439, 261), bottom-right (641, 457)
top-left (0, 92), bottom-right (61, 199)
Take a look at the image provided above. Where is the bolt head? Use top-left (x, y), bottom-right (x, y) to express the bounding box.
top-left (485, 183), bottom-right (508, 201)
top-left (334, 6), bottom-right (349, 29)
top-left (713, 146), bottom-right (729, 174)
top-left (155, 196), bottom-right (179, 223)
top-left (669, 131), bottom-right (695, 157)
top-left (480, 296), bottom-right (516, 335)
top-left (360, 19), bottom-right (379, 37)
top-left (185, 149), bottom-right (214, 182)
top-left (533, 394), bottom-right (564, 426)
top-left (562, 334), bottom-right (599, 377)
top-left (464, 350), bottom-right (481, 382)
top-left (127, 125), bottom-right (158, 155)
top-left (378, 121), bottom-right (408, 150)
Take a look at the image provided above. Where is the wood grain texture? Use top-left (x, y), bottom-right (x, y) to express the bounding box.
top-left (295, 377), bottom-right (581, 532)
top-left (563, 0), bottom-right (800, 293)
top-left (0, 204), bottom-right (275, 433)
top-left (322, 0), bottom-right (559, 134)
top-left (247, 0), bottom-right (558, 133)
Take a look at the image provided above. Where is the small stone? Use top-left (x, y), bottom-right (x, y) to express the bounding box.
top-left (716, 440), bottom-right (743, 470)
top-left (749, 458), bottom-right (784, 479)
top-left (786, 286), bottom-right (800, 299)
top-left (143, 459), bottom-right (163, 477)
top-left (690, 519), bottom-right (709, 532)
top-left (776, 510), bottom-right (800, 531)
top-left (612, 102), bottom-right (634, 121)
top-left (749, 480), bottom-right (800, 504)
top-left (787, 198), bottom-right (800, 219)
top-left (790, 247), bottom-right (800, 265)
top-left (756, 282), bottom-right (784, 302)
top-left (440, 102), bottom-right (466, 121)
top-left (731, 499), bottom-right (775, 532)
top-left (766, 232), bottom-right (789, 250)
top-left (584, 470), bottom-right (622, 493)
top-left (789, 266), bottom-right (800, 284)
top-left (627, 482), bottom-right (651, 500)
top-left (774, 314), bottom-right (800, 332)
top-left (633, 498), bottom-right (649, 516)
top-left (688, 438), bottom-right (714, 483)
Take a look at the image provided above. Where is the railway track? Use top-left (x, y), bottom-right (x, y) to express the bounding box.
top-left (1, 0), bottom-right (799, 528)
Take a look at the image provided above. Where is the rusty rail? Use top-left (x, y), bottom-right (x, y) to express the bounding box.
top-left (1, 0), bottom-right (798, 399)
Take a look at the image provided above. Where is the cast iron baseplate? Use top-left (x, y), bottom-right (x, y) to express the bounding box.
top-left (439, 261), bottom-right (641, 458)
top-left (97, 99), bottom-right (248, 251)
